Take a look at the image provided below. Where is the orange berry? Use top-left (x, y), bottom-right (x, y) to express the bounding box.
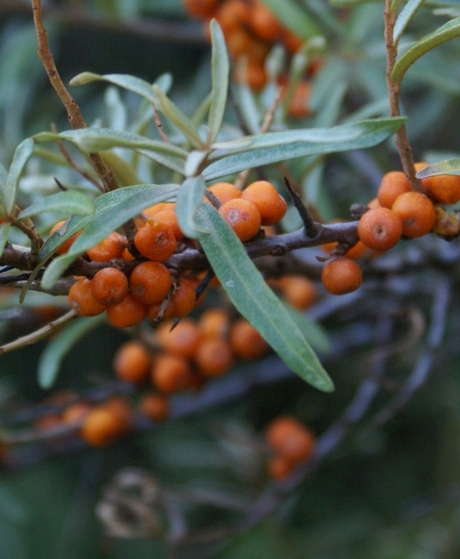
top-left (219, 198), bottom-right (261, 241)
top-left (62, 401), bottom-right (91, 425)
top-left (419, 168), bottom-right (460, 205)
top-left (134, 221), bottom-right (177, 262)
top-left (267, 454), bottom-right (295, 481)
top-left (265, 416), bottom-right (315, 464)
top-left (169, 279), bottom-right (197, 318)
top-left (282, 29), bottom-right (303, 53)
top-left (105, 397), bottom-right (133, 433)
top-left (86, 231), bottom-right (126, 262)
top-left (278, 275), bottom-right (317, 310)
top-left (215, 0), bottom-right (250, 35)
top-left (229, 318), bottom-right (269, 360)
top-left (182, 0), bottom-right (219, 18)
top-left (113, 340), bottom-right (151, 384)
top-left (121, 247), bottom-right (136, 261)
top-left (391, 191), bottom-right (436, 237)
top-left (234, 60), bottom-right (268, 91)
top-left (50, 220), bottom-right (81, 255)
top-left (287, 81), bottom-right (312, 119)
top-left (106, 293), bottom-right (147, 328)
top-left (207, 182), bottom-right (242, 205)
top-left (151, 354), bottom-right (195, 393)
top-left (139, 393), bottom-right (169, 422)
top-left (143, 202), bottom-right (175, 219)
top-left (358, 207), bottom-right (403, 251)
top-left (156, 318), bottom-right (202, 359)
top-left (377, 171), bottom-right (411, 209)
top-left (68, 277), bottom-right (106, 316)
top-left (153, 209), bottom-right (183, 241)
top-left (198, 308), bottom-right (230, 339)
top-left (321, 258), bottom-right (363, 295)
top-left (249, 2), bottom-right (282, 41)
top-left (146, 301), bottom-right (175, 323)
top-left (129, 261), bottom-right (172, 305)
top-left (344, 240), bottom-right (370, 259)
top-left (90, 267), bottom-right (129, 306)
top-left (80, 405), bottom-right (128, 447)
top-left (194, 337), bottom-right (233, 377)
top-left (241, 181), bottom-right (287, 226)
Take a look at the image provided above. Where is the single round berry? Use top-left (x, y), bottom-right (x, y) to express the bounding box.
top-left (156, 318), bottom-right (202, 359)
top-left (321, 258), bottom-right (363, 295)
top-left (229, 319), bottom-right (269, 360)
top-left (198, 308), bottom-right (230, 339)
top-left (182, 0), bottom-right (219, 19)
top-left (169, 279), bottom-right (197, 318)
top-left (377, 171), bottom-right (411, 209)
top-left (68, 278), bottom-right (106, 316)
top-left (194, 337), bottom-right (233, 377)
top-left (50, 220), bottom-right (81, 255)
top-left (129, 261), bottom-right (172, 306)
top-left (241, 180), bottom-right (287, 226)
top-left (113, 340), bottom-right (151, 384)
top-left (248, 2), bottom-right (282, 41)
top-left (391, 191), bottom-right (436, 237)
top-left (207, 182), bottom-right (242, 205)
top-left (218, 198), bottom-right (261, 241)
top-left (287, 81), bottom-right (312, 119)
top-left (358, 207), bottom-right (403, 251)
top-left (86, 231), bottom-right (126, 262)
top-left (151, 354), bottom-right (195, 393)
top-left (106, 293), bottom-right (147, 328)
top-left (80, 404), bottom-right (129, 447)
top-left (267, 454), bottom-right (295, 481)
top-left (90, 267), bottom-right (129, 306)
top-left (417, 162), bottom-right (460, 204)
top-left (278, 275), bottom-right (317, 310)
top-left (139, 393), bottom-right (169, 422)
top-left (265, 416), bottom-right (315, 464)
top-left (134, 221), bottom-right (177, 262)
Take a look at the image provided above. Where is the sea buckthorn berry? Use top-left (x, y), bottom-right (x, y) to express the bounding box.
top-left (287, 81), bottom-right (312, 119)
top-left (218, 198), bottom-right (261, 241)
top-left (234, 60), bottom-right (268, 91)
top-left (267, 454), bottom-right (295, 481)
top-left (215, 0), bottom-right (250, 35)
top-left (86, 231), bottom-right (126, 262)
top-left (358, 207), bottom-right (403, 251)
top-left (68, 278), bottom-right (106, 316)
top-left (344, 240), bottom-right (370, 260)
top-left (147, 301), bottom-right (175, 323)
top-left (106, 293), bottom-right (147, 328)
top-left (169, 279), bottom-right (197, 317)
top-left (198, 308), bottom-right (230, 339)
top-left (113, 340), bottom-right (151, 384)
top-left (182, 0), bottom-right (219, 18)
top-left (129, 261), bottom-right (172, 306)
top-left (156, 318), bottom-right (202, 359)
top-left (265, 416), bottom-right (315, 464)
top-left (80, 404), bottom-right (129, 447)
top-left (90, 267), bottom-right (129, 307)
top-left (229, 319), bottom-right (269, 360)
top-left (194, 337), bottom-right (233, 377)
top-left (278, 275), bottom-right (317, 310)
top-left (105, 397), bottom-right (133, 433)
top-left (50, 220), bottom-right (81, 255)
top-left (139, 393), bottom-right (169, 422)
top-left (153, 209), bottom-right (183, 241)
top-left (391, 191), bottom-right (436, 237)
top-left (134, 221), bottom-right (177, 262)
top-left (377, 171), bottom-right (411, 209)
top-left (121, 247), bottom-right (135, 261)
top-left (207, 182), bottom-right (242, 205)
top-left (151, 354), bottom-right (195, 393)
top-left (249, 2), bottom-right (282, 41)
top-left (321, 258), bottom-right (363, 295)
top-left (283, 29), bottom-right (304, 53)
top-left (241, 181), bottom-right (288, 226)
top-left (417, 167), bottom-right (460, 205)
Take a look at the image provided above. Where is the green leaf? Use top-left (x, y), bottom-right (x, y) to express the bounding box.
top-left (17, 191), bottom-right (94, 220)
top-left (0, 222), bottom-right (11, 257)
top-left (194, 204), bottom-right (334, 392)
top-left (40, 183), bottom-right (179, 289)
top-left (281, 302), bottom-right (331, 353)
top-left (33, 128), bottom-right (187, 159)
top-left (261, 0), bottom-right (321, 39)
top-left (37, 315), bottom-right (105, 389)
top-left (416, 158), bottom-right (460, 177)
top-left (69, 72), bottom-right (160, 104)
top-left (393, 0), bottom-right (425, 44)
top-left (392, 17), bottom-right (460, 84)
top-left (207, 20), bottom-right (229, 145)
top-left (175, 176), bottom-right (207, 239)
top-left (4, 138), bottom-right (34, 214)
top-left (204, 117), bottom-right (406, 180)
top-left (152, 85), bottom-right (206, 150)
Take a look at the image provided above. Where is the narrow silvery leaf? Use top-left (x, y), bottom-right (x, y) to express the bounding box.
top-left (176, 176), bottom-right (208, 239)
top-left (4, 138), bottom-right (34, 214)
top-left (18, 191), bottom-right (94, 220)
top-left (207, 20), bottom-right (229, 145)
top-left (416, 158), bottom-right (460, 177)
top-left (393, 0), bottom-right (425, 44)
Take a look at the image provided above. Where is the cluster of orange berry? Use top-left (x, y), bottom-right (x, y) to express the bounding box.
top-left (320, 163), bottom-right (460, 296)
top-left (55, 180), bottom-right (289, 328)
top-left (183, 0), bottom-right (316, 106)
top-left (265, 415), bottom-right (315, 480)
